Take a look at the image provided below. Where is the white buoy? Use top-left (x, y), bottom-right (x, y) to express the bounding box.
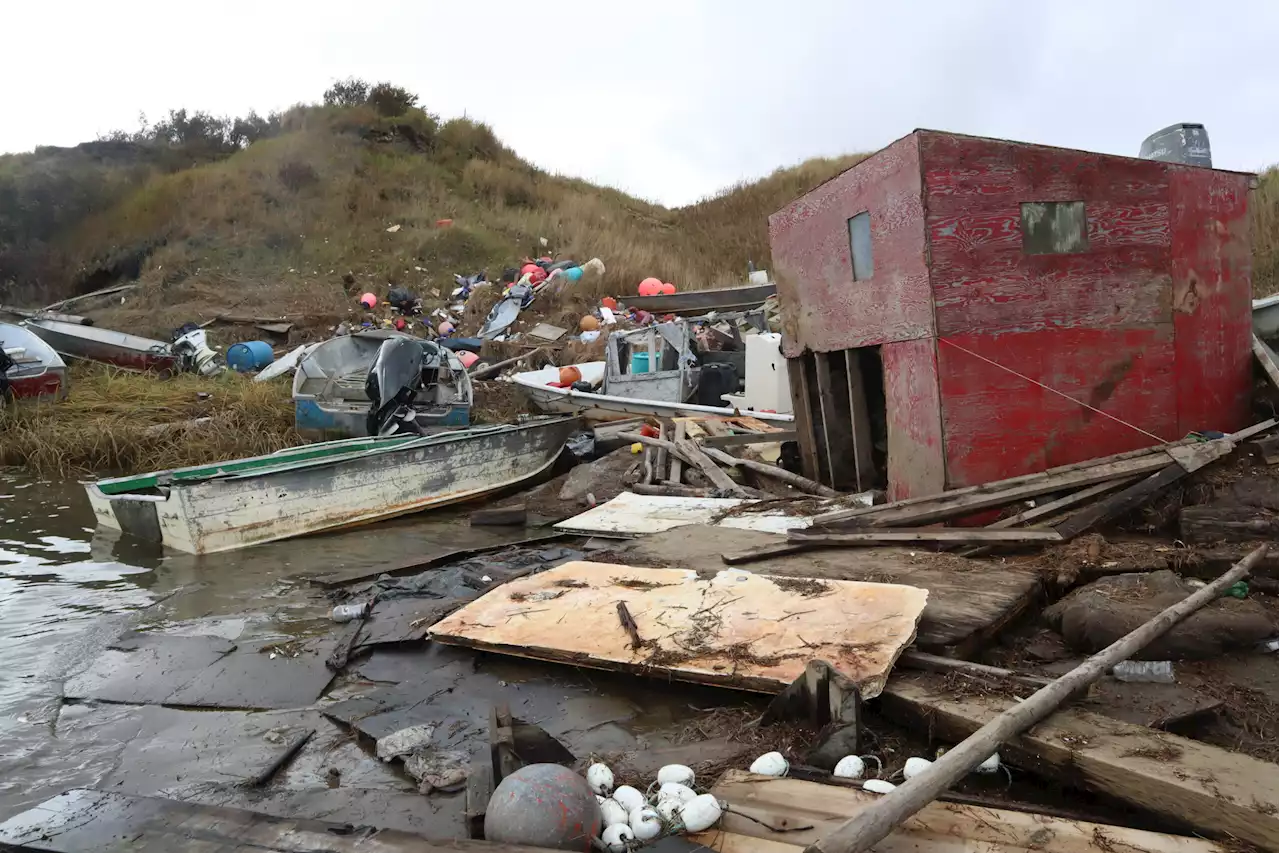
top-left (656, 764), bottom-right (695, 787)
top-left (679, 794), bottom-right (724, 833)
top-left (602, 823), bottom-right (634, 852)
top-left (903, 756), bottom-right (933, 779)
top-left (656, 797), bottom-right (683, 822)
top-left (657, 782), bottom-right (697, 804)
top-left (862, 779), bottom-right (897, 794)
top-left (630, 806), bottom-right (662, 841)
top-left (976, 753), bottom-right (1001, 774)
top-left (599, 798), bottom-right (628, 828)
top-left (612, 785), bottom-right (646, 813)
top-left (748, 751), bottom-right (789, 777)
top-left (587, 763), bottom-right (615, 796)
top-left (833, 755), bottom-right (866, 779)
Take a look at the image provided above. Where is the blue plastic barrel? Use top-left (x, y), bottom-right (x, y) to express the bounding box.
top-left (226, 340), bottom-right (275, 372)
top-left (630, 351), bottom-right (651, 374)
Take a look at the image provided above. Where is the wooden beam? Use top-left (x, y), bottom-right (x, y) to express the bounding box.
top-left (701, 429), bottom-right (799, 447)
top-left (787, 356), bottom-right (823, 483)
top-left (896, 650), bottom-right (1053, 690)
top-left (817, 453), bottom-right (1185, 530)
top-left (789, 528), bottom-right (1063, 545)
top-left (987, 477), bottom-right (1140, 528)
top-left (813, 442), bottom-right (1186, 526)
top-left (829, 547), bottom-right (1275, 853)
top-left (721, 541), bottom-right (818, 565)
top-left (675, 437), bottom-right (751, 497)
top-left (670, 420), bottom-right (685, 483)
top-left (702, 446), bottom-right (841, 497)
top-left (813, 354), bottom-right (841, 490)
top-left (844, 349), bottom-right (876, 493)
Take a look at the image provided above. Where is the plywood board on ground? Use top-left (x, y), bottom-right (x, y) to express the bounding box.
top-left (553, 492), bottom-right (820, 536)
top-left (429, 561), bottom-right (928, 698)
top-left (692, 770), bottom-right (1228, 853)
top-left (622, 525), bottom-right (1041, 656)
top-left (880, 674), bottom-right (1278, 849)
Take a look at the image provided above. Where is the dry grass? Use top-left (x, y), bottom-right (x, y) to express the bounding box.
top-left (0, 363), bottom-right (298, 475)
top-left (1252, 166), bottom-right (1278, 298)
top-left (26, 106), bottom-right (868, 340)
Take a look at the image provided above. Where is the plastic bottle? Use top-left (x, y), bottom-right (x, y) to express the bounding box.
top-left (1111, 660), bottom-right (1175, 683)
top-left (330, 601), bottom-right (371, 622)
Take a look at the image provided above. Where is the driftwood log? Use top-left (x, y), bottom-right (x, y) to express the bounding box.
top-left (803, 543), bottom-right (1271, 853)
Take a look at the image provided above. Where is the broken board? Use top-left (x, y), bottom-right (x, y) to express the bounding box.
top-left (879, 673), bottom-right (1279, 849)
top-left (692, 770), bottom-right (1229, 853)
top-left (623, 525), bottom-right (1041, 657)
top-left (428, 561), bottom-right (929, 698)
top-left (554, 491), bottom-right (819, 536)
top-left (0, 788), bottom-right (561, 852)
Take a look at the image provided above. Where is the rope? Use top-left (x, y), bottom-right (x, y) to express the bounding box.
top-left (938, 338), bottom-right (1171, 444)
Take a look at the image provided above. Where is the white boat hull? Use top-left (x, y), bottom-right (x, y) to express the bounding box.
top-left (85, 419), bottom-right (577, 554)
top-left (512, 362), bottom-right (794, 425)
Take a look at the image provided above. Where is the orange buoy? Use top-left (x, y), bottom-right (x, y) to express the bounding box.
top-left (638, 277), bottom-right (662, 296)
top-left (580, 315), bottom-right (600, 332)
top-left (661, 282), bottom-right (676, 295)
top-left (601, 296), bottom-right (618, 310)
top-left (559, 366), bottom-right (583, 386)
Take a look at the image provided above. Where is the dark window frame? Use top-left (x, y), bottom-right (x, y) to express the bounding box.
top-left (1020, 201), bottom-right (1088, 255)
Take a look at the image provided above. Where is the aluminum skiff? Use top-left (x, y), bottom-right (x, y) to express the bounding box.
top-left (84, 416), bottom-right (579, 554)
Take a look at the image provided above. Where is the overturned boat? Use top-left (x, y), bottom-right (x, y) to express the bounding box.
top-left (512, 310), bottom-right (794, 425)
top-left (293, 330), bottom-right (472, 439)
top-left (83, 416), bottom-right (580, 554)
top-left (0, 322), bottom-right (67, 402)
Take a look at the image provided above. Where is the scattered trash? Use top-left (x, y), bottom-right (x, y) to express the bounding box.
top-left (376, 723), bottom-right (437, 762)
top-left (330, 601), bottom-right (371, 622)
top-left (1111, 660), bottom-right (1176, 683)
top-left (385, 224), bottom-right (401, 233)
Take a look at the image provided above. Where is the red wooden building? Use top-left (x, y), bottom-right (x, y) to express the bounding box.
top-left (769, 129), bottom-right (1254, 499)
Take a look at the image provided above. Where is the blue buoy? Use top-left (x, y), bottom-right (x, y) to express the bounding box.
top-left (226, 340), bottom-right (275, 372)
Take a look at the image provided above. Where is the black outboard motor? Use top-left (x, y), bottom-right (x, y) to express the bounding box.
top-left (366, 337), bottom-right (430, 436)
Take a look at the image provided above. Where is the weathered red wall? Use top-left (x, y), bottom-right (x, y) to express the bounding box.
top-left (1168, 167), bottom-right (1253, 436)
top-left (769, 134), bottom-right (932, 356)
top-left (920, 131), bottom-right (1195, 486)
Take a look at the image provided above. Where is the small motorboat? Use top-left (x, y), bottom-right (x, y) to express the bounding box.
top-left (511, 310), bottom-right (794, 425)
top-left (84, 416), bottom-right (581, 554)
top-left (24, 318), bottom-right (181, 373)
top-left (622, 282), bottom-right (777, 317)
top-left (293, 330), bottom-right (472, 439)
top-left (0, 322), bottom-right (67, 402)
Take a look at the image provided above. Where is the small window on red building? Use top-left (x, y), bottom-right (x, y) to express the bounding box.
top-left (847, 211), bottom-right (873, 280)
top-left (1020, 201), bottom-right (1088, 254)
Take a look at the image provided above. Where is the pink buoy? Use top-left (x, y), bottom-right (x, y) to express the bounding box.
top-left (660, 282), bottom-right (676, 295)
top-left (521, 263), bottom-right (540, 276)
top-left (359, 292), bottom-right (377, 309)
top-left (457, 351), bottom-right (479, 368)
top-left (638, 277), bottom-right (662, 296)
top-left (438, 321), bottom-right (455, 336)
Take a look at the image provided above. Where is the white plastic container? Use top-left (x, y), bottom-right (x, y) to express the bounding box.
top-left (1112, 661), bottom-right (1175, 683)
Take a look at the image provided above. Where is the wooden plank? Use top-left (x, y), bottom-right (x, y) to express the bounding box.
top-left (787, 357), bottom-right (822, 482)
top-left (702, 430), bottom-right (799, 447)
top-left (814, 441), bottom-right (1182, 526)
top-left (702, 446), bottom-right (841, 497)
top-left (844, 349), bottom-right (876, 492)
top-left (817, 452), bottom-right (1180, 529)
top-left (1253, 333), bottom-right (1279, 388)
top-left (897, 650), bottom-right (1053, 690)
top-left (0, 788), bottom-right (554, 852)
top-left (812, 353), bottom-right (843, 489)
top-left (880, 674), bottom-right (1278, 849)
top-left (987, 477), bottom-right (1140, 528)
top-left (670, 420), bottom-right (685, 483)
top-left (676, 437), bottom-right (750, 496)
top-left (722, 541), bottom-right (817, 564)
top-left (1052, 441), bottom-right (1233, 541)
top-left (623, 525), bottom-right (1042, 657)
top-left (429, 561), bottom-right (928, 699)
top-left (790, 528), bottom-right (1062, 545)
top-left (695, 770), bottom-right (1229, 853)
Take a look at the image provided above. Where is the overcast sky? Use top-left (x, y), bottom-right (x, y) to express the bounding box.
top-left (5, 0), bottom-right (1277, 206)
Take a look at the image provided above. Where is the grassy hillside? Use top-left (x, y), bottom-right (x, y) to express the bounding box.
top-left (1252, 166), bottom-right (1278, 299)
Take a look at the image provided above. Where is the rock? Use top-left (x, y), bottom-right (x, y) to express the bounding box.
top-left (1044, 570), bottom-right (1274, 659)
top-left (558, 448), bottom-right (638, 506)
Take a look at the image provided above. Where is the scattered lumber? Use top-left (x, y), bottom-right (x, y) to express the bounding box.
top-left (670, 420), bottom-right (686, 483)
top-left (702, 446), bottom-right (840, 497)
top-left (812, 544), bottom-right (1273, 853)
top-left (721, 541), bottom-right (817, 565)
top-left (701, 429), bottom-right (799, 447)
top-left (675, 437), bottom-right (751, 497)
top-left (0, 306), bottom-right (92, 324)
top-left (694, 771), bottom-right (1230, 853)
top-left (789, 528), bottom-right (1062, 545)
top-left (631, 483), bottom-right (720, 498)
top-left (896, 650), bottom-right (1053, 691)
top-left (987, 477), bottom-right (1140, 528)
top-left (42, 282), bottom-right (138, 311)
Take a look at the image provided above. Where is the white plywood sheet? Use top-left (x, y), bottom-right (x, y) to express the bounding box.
top-left (554, 491), bottom-right (817, 536)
